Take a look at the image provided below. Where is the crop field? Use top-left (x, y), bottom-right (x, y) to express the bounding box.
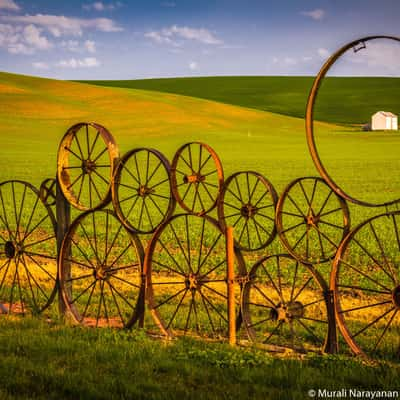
top-left (0, 71), bottom-right (400, 398)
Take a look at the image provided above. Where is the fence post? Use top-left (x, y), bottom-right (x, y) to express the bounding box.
top-left (55, 178), bottom-right (70, 315)
top-left (226, 226), bottom-right (236, 346)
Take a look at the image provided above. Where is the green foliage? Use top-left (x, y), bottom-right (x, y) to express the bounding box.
top-left (78, 76), bottom-right (400, 124)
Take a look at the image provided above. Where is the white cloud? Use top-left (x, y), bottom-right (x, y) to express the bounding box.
top-left (0, 22), bottom-right (52, 54)
top-left (0, 14), bottom-right (123, 37)
top-left (0, 0), bottom-right (20, 11)
top-left (301, 9), bottom-right (325, 21)
top-left (345, 41), bottom-right (400, 74)
top-left (84, 39), bottom-right (96, 53)
top-left (23, 24), bottom-right (52, 50)
top-left (283, 57), bottom-right (297, 65)
top-left (189, 61), bottom-right (198, 70)
top-left (318, 47), bottom-right (330, 58)
top-left (145, 25), bottom-right (223, 46)
top-left (83, 2), bottom-right (122, 11)
top-left (32, 61), bottom-right (49, 69)
top-left (57, 57), bottom-right (100, 68)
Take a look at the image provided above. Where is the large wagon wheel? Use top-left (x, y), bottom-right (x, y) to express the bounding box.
top-left (332, 211), bottom-right (400, 360)
top-left (57, 122), bottom-right (119, 211)
top-left (112, 148), bottom-right (175, 234)
top-left (241, 254), bottom-right (334, 353)
top-left (59, 209), bottom-right (145, 328)
top-left (276, 177), bottom-right (350, 265)
top-left (218, 171), bottom-right (278, 251)
top-left (171, 142), bottom-right (224, 215)
top-left (145, 214), bottom-right (246, 338)
top-left (0, 180), bottom-right (57, 315)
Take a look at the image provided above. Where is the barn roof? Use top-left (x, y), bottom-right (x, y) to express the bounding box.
top-left (374, 111), bottom-right (397, 118)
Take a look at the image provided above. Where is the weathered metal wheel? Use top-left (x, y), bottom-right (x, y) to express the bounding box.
top-left (0, 180), bottom-right (57, 315)
top-left (218, 171), bottom-right (278, 251)
top-left (39, 178), bottom-right (57, 207)
top-left (332, 211), bottom-right (400, 360)
top-left (241, 254), bottom-right (334, 353)
top-left (171, 142), bottom-right (224, 215)
top-left (276, 177), bottom-right (350, 265)
top-left (57, 122), bottom-right (119, 211)
top-left (112, 148), bottom-right (175, 234)
top-left (306, 35), bottom-right (400, 208)
top-left (59, 209), bottom-right (145, 328)
top-left (145, 214), bottom-right (246, 338)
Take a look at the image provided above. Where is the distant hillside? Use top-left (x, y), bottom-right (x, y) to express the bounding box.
top-left (78, 76), bottom-right (400, 124)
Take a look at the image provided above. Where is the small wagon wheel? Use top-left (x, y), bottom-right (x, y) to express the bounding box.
top-left (276, 177), bottom-right (350, 265)
top-left (218, 171), bottom-right (278, 251)
top-left (0, 180), bottom-right (57, 315)
top-left (59, 209), bottom-right (145, 328)
top-left (57, 122), bottom-right (119, 211)
top-left (112, 148), bottom-right (175, 234)
top-left (145, 214), bottom-right (246, 338)
top-left (171, 142), bottom-right (224, 215)
top-left (39, 178), bottom-right (57, 207)
top-left (332, 211), bottom-right (400, 360)
top-left (241, 254), bottom-right (334, 353)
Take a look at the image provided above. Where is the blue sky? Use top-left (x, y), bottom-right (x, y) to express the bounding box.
top-left (0, 0), bottom-right (399, 79)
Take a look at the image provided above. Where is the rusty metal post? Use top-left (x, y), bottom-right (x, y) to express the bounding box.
top-left (55, 178), bottom-right (70, 315)
top-left (226, 226), bottom-right (236, 345)
top-left (324, 289), bottom-right (338, 354)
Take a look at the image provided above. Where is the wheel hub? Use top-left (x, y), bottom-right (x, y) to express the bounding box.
top-left (270, 301), bottom-right (305, 322)
top-left (306, 212), bottom-right (319, 227)
top-left (5, 241), bottom-right (16, 258)
top-left (183, 173), bottom-right (205, 184)
top-left (94, 266), bottom-right (108, 280)
top-left (240, 203), bottom-right (258, 218)
top-left (392, 285), bottom-right (400, 308)
top-left (185, 273), bottom-right (201, 291)
top-left (137, 185), bottom-right (154, 197)
top-left (82, 159), bottom-right (96, 174)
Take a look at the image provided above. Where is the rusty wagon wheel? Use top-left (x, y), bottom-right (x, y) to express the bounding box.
top-left (241, 254), bottom-right (335, 353)
top-left (306, 35), bottom-right (400, 208)
top-left (112, 148), bottom-right (175, 234)
top-left (0, 180), bottom-right (57, 315)
top-left (218, 171), bottom-right (278, 251)
top-left (59, 209), bottom-right (145, 328)
top-left (276, 177), bottom-right (350, 265)
top-left (39, 178), bottom-right (57, 207)
top-left (332, 211), bottom-right (400, 360)
top-left (57, 122), bottom-right (119, 211)
top-left (145, 214), bottom-right (246, 338)
top-left (171, 142), bottom-right (224, 215)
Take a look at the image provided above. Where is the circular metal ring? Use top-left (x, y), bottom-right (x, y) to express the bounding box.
top-left (171, 142), bottom-right (224, 215)
top-left (59, 209), bottom-right (145, 328)
top-left (306, 35), bottom-right (400, 208)
top-left (144, 213), bottom-right (246, 338)
top-left (39, 178), bottom-right (57, 207)
top-left (218, 171), bottom-right (278, 252)
top-left (0, 180), bottom-right (57, 315)
top-left (241, 254), bottom-right (335, 353)
top-left (57, 122), bottom-right (119, 211)
top-left (331, 211), bottom-right (400, 360)
top-left (276, 177), bottom-right (350, 265)
top-left (112, 148), bottom-right (176, 234)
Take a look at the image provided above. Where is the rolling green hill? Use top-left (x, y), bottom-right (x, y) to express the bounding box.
top-left (78, 76), bottom-right (400, 124)
top-left (1, 71), bottom-right (400, 210)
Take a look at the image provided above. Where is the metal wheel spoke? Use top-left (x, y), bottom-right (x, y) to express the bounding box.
top-left (165, 289), bottom-right (189, 329)
top-left (292, 277), bottom-right (313, 302)
top-left (372, 310), bottom-right (398, 352)
top-left (339, 300), bottom-right (393, 314)
top-left (154, 287), bottom-right (187, 311)
top-left (351, 307), bottom-right (396, 339)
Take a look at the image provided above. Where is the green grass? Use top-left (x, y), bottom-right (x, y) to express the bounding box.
top-left (0, 316), bottom-right (398, 400)
top-left (1, 71), bottom-right (400, 395)
top-left (77, 76), bottom-right (400, 124)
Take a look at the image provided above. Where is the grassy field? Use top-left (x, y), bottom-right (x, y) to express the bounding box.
top-left (1, 71), bottom-right (400, 397)
top-left (78, 76), bottom-right (400, 124)
top-left (0, 316), bottom-right (399, 400)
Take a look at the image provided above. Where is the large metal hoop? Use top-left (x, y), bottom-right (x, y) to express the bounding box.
top-left (306, 35), bottom-right (400, 208)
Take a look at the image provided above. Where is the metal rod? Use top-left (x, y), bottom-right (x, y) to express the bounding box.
top-left (226, 226), bottom-right (236, 345)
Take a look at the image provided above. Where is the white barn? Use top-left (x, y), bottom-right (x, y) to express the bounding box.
top-left (371, 111), bottom-right (398, 131)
